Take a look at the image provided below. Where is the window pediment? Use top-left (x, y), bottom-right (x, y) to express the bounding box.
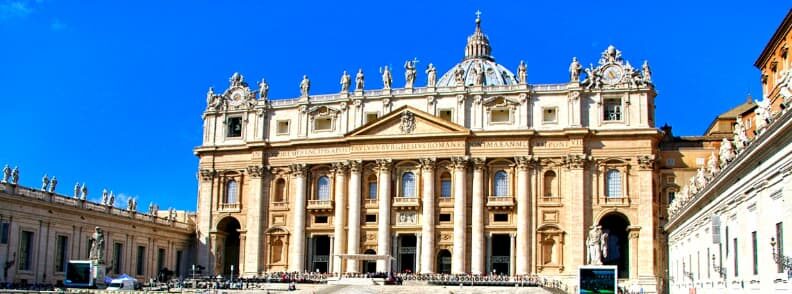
top-left (482, 96), bottom-right (519, 110)
top-left (308, 106), bottom-right (341, 118)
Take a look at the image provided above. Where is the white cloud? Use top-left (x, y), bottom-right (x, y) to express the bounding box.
top-left (0, 1), bottom-right (33, 21)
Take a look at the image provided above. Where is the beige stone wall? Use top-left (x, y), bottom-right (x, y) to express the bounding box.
top-left (0, 184), bottom-right (194, 285)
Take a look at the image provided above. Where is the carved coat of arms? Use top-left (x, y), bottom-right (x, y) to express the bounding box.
top-left (400, 111), bottom-right (415, 134)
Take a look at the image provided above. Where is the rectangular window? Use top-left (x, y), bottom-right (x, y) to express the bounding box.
top-left (668, 191), bottom-right (676, 204)
top-left (777, 222), bottom-right (784, 273)
top-left (752, 231), bottom-right (758, 275)
top-left (666, 158), bottom-right (675, 167)
top-left (113, 243), bottom-right (123, 275)
top-left (439, 109), bottom-right (453, 122)
top-left (440, 179), bottom-right (452, 198)
top-left (439, 213), bottom-right (451, 222)
top-left (707, 247), bottom-right (711, 279)
top-left (18, 231), bottom-right (33, 271)
top-left (603, 98), bottom-right (622, 121)
top-left (277, 120), bottom-right (290, 135)
top-left (314, 117), bottom-right (332, 131)
top-left (490, 109), bottom-right (510, 123)
top-left (365, 214), bottom-right (377, 223)
top-left (725, 226), bottom-right (729, 255)
top-left (227, 117), bottom-right (242, 137)
top-left (0, 223), bottom-right (8, 244)
top-left (733, 238), bottom-right (738, 277)
top-left (55, 236), bottom-right (68, 272)
top-left (87, 238), bottom-right (94, 260)
top-left (365, 112), bottom-right (379, 123)
top-left (314, 215), bottom-right (328, 224)
top-left (368, 182), bottom-right (377, 200)
top-left (542, 107), bottom-right (557, 123)
top-left (175, 250), bottom-right (183, 276)
top-left (157, 248), bottom-right (166, 272)
top-left (493, 213), bottom-right (508, 222)
top-left (136, 246), bottom-right (146, 276)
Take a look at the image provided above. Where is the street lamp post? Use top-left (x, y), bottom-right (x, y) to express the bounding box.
top-left (771, 238), bottom-right (792, 274)
top-left (711, 254), bottom-right (726, 279)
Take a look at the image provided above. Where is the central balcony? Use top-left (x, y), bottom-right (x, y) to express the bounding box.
top-left (392, 197), bottom-right (420, 210)
top-left (306, 199), bottom-right (333, 212)
top-left (219, 202), bottom-right (241, 212)
top-left (270, 201), bottom-right (290, 211)
top-left (486, 196), bottom-right (514, 210)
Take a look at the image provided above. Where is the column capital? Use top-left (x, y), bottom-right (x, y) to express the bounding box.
top-left (331, 161), bottom-right (348, 175)
top-left (375, 159), bottom-right (392, 171)
top-left (514, 156), bottom-right (534, 170)
top-left (472, 157), bottom-right (487, 170)
top-left (419, 158), bottom-right (436, 171)
top-left (200, 169), bottom-right (217, 181)
top-left (450, 156), bottom-right (469, 170)
top-left (636, 155), bottom-right (657, 170)
top-left (246, 165), bottom-right (268, 178)
top-left (563, 153), bottom-right (589, 169)
top-left (349, 160), bottom-right (362, 173)
top-left (289, 164), bottom-right (308, 177)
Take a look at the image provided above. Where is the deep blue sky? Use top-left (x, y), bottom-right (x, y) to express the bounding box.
top-left (0, 1), bottom-right (788, 211)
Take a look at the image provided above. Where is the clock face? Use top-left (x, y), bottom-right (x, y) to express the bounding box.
top-left (601, 65), bottom-right (623, 85)
top-left (228, 90), bottom-right (244, 106)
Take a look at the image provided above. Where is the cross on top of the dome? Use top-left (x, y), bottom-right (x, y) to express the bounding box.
top-left (465, 10), bottom-right (492, 61)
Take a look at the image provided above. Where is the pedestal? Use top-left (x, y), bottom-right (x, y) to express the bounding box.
top-left (92, 263), bottom-right (107, 288)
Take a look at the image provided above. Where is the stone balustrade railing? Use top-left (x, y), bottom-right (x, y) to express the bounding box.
top-left (260, 83), bottom-right (569, 107)
top-left (392, 196), bottom-right (420, 206)
top-left (306, 199), bottom-right (333, 209)
top-left (1, 183), bottom-right (192, 230)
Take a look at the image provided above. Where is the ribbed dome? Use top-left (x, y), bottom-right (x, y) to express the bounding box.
top-left (436, 13), bottom-right (518, 87)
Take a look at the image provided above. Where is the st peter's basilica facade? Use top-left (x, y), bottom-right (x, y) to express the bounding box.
top-left (195, 15), bottom-right (663, 292)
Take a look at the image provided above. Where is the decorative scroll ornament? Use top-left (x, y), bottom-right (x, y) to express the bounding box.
top-left (581, 45), bottom-right (652, 90)
top-left (637, 154), bottom-right (656, 169)
top-left (400, 111), bottom-right (416, 134)
top-left (247, 165), bottom-right (265, 178)
top-left (200, 169), bottom-right (216, 181)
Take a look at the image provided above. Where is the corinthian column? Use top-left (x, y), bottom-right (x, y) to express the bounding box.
top-left (346, 161), bottom-right (362, 273)
top-left (419, 158), bottom-right (436, 273)
top-left (288, 164), bottom-right (308, 272)
top-left (515, 156), bottom-right (531, 275)
top-left (451, 156), bottom-right (468, 274)
top-left (332, 162), bottom-right (348, 274)
top-left (376, 159), bottom-right (392, 272)
top-left (471, 158), bottom-right (486, 275)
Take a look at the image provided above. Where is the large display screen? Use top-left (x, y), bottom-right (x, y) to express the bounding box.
top-left (579, 265), bottom-right (617, 294)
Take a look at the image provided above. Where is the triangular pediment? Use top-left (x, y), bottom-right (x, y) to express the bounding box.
top-left (346, 105), bottom-right (470, 139)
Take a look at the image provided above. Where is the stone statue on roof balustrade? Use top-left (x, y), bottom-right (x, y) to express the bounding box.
top-left (355, 69), bottom-right (365, 90)
top-left (2, 165), bottom-right (10, 183)
top-left (73, 182), bottom-right (80, 198)
top-left (41, 174), bottom-right (50, 191)
top-left (49, 176), bottom-right (57, 193)
top-left (300, 75), bottom-right (311, 97)
top-left (381, 66), bottom-right (392, 89)
top-left (569, 57), bottom-right (582, 82)
top-left (425, 63), bottom-right (437, 87)
top-left (11, 167), bottom-right (18, 185)
top-left (80, 183), bottom-right (87, 200)
top-left (258, 79), bottom-right (269, 99)
top-left (706, 152), bottom-right (719, 178)
top-left (404, 60), bottom-right (417, 89)
top-left (340, 71), bottom-right (351, 92)
top-left (642, 60), bottom-right (652, 83)
top-left (719, 138), bottom-right (735, 168)
top-left (517, 60), bottom-right (527, 84)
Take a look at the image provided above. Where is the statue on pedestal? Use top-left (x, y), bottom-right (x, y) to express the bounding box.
top-left (74, 182), bottom-right (80, 198)
top-left (476, 63), bottom-right (486, 86)
top-left (258, 79), bottom-right (269, 100)
top-left (80, 183), bottom-right (88, 200)
top-left (587, 225), bottom-right (604, 265)
top-left (404, 60), bottom-right (417, 89)
top-left (517, 60), bottom-right (527, 84)
top-left (642, 60), bottom-right (652, 83)
top-left (569, 57), bottom-right (582, 82)
top-left (381, 66), bottom-right (392, 89)
top-left (299, 75), bottom-right (311, 97)
top-left (425, 63), bottom-right (437, 87)
top-left (101, 189), bottom-right (109, 205)
top-left (454, 66), bottom-right (465, 85)
top-left (127, 198), bottom-right (135, 211)
top-left (41, 174), bottom-right (50, 191)
top-left (11, 167), bottom-right (18, 185)
top-left (2, 165), bottom-right (10, 183)
top-left (49, 176), bottom-right (57, 193)
top-left (719, 138), bottom-right (735, 168)
top-left (108, 191), bottom-right (115, 207)
top-left (706, 152), bottom-right (720, 178)
top-left (229, 72), bottom-right (244, 88)
top-left (148, 202), bottom-right (155, 215)
top-left (340, 71), bottom-right (351, 92)
top-left (733, 117), bottom-right (750, 152)
top-left (355, 69), bottom-right (365, 90)
top-left (89, 227), bottom-right (105, 264)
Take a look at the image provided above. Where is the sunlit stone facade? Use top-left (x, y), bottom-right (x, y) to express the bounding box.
top-left (195, 16), bottom-right (664, 292)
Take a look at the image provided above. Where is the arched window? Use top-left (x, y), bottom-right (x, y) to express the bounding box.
top-left (367, 175), bottom-right (378, 200)
top-left (494, 170), bottom-right (508, 196)
top-left (440, 172), bottom-right (452, 198)
top-left (605, 169), bottom-right (621, 197)
top-left (274, 178), bottom-right (286, 202)
top-left (401, 172), bottom-right (416, 198)
top-left (226, 179), bottom-right (238, 203)
top-left (317, 176), bottom-right (330, 200)
top-left (543, 171), bottom-right (557, 197)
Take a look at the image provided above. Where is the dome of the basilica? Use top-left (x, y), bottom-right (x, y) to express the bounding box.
top-left (435, 13), bottom-right (518, 87)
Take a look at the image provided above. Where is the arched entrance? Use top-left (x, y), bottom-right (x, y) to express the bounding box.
top-left (216, 217), bottom-right (241, 277)
top-left (436, 249), bottom-right (452, 274)
top-left (311, 235), bottom-right (331, 273)
top-left (363, 249), bottom-right (377, 273)
top-left (490, 234), bottom-right (511, 275)
top-left (599, 212), bottom-right (630, 278)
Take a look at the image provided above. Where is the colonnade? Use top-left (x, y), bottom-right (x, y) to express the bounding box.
top-left (286, 157), bottom-right (534, 275)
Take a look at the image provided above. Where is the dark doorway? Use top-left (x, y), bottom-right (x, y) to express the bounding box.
top-left (436, 249), bottom-right (452, 274)
top-left (491, 234), bottom-right (511, 275)
top-left (599, 213), bottom-right (630, 279)
top-left (312, 235), bottom-right (331, 273)
top-left (398, 235), bottom-right (417, 273)
top-left (217, 217), bottom-right (241, 277)
top-left (363, 249), bottom-right (377, 273)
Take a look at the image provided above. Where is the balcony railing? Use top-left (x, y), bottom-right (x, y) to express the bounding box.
top-left (271, 201), bottom-right (289, 211)
top-left (437, 197), bottom-right (454, 207)
top-left (307, 199), bottom-right (333, 210)
top-left (393, 197), bottom-right (419, 208)
top-left (599, 196), bottom-right (630, 206)
top-left (487, 196), bottom-right (514, 208)
top-left (219, 202), bottom-right (240, 211)
top-left (364, 199), bottom-right (378, 208)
